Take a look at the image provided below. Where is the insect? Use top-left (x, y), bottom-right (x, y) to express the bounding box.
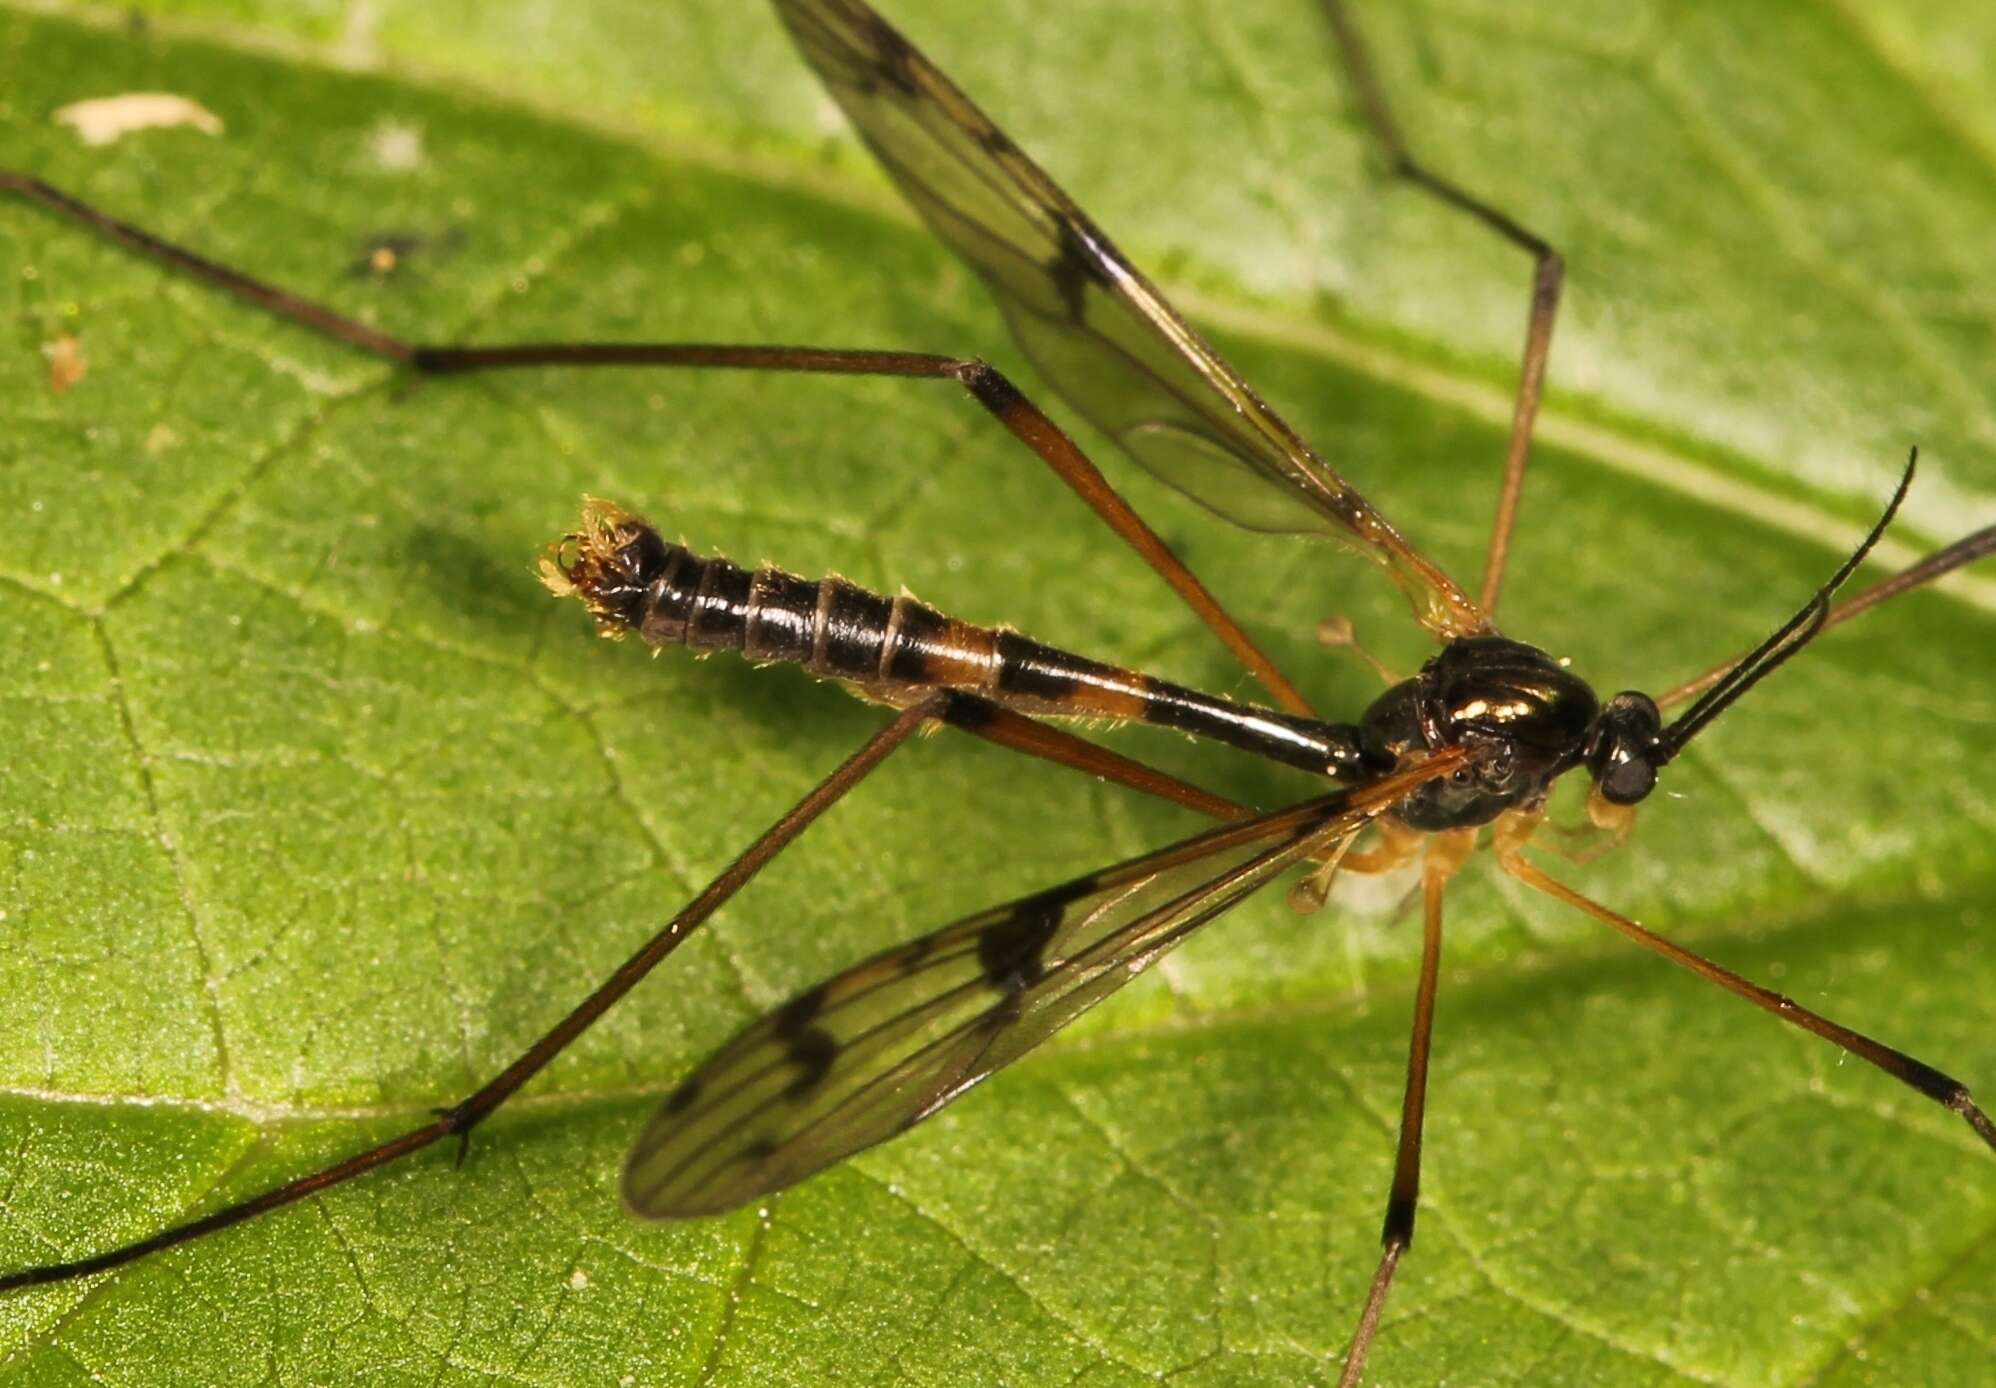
top-left (3, 0), bottom-right (1996, 1382)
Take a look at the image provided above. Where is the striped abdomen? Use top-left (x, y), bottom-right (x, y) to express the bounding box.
top-left (544, 501), bottom-right (1365, 777)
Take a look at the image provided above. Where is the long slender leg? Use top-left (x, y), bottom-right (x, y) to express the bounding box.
top-left (1319, 2), bottom-right (1563, 619)
top-left (1501, 852), bottom-right (1996, 1153)
top-left (0, 699), bottom-right (940, 1292)
top-left (1338, 829), bottom-right (1473, 1388)
top-left (0, 684), bottom-right (1262, 1292)
top-left (934, 692), bottom-right (1248, 822)
top-left (0, 172), bottom-right (1311, 718)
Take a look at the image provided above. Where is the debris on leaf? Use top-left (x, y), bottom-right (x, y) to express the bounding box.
top-left (44, 334), bottom-right (86, 394)
top-left (54, 92), bottom-right (224, 146)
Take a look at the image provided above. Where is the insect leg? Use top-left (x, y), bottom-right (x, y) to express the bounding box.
top-left (1318, 2), bottom-right (1563, 619)
top-left (432, 345), bottom-right (1312, 717)
top-left (0, 171), bottom-right (1311, 719)
top-left (931, 692), bottom-right (1249, 822)
top-left (0, 697), bottom-right (940, 1293)
top-left (0, 171), bottom-right (416, 361)
top-left (1502, 852), bottom-right (1996, 1154)
top-left (1339, 829), bottom-right (1472, 1387)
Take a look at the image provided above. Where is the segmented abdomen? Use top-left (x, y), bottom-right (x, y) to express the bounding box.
top-left (641, 533), bottom-right (986, 685)
top-left (544, 500), bottom-right (1363, 776)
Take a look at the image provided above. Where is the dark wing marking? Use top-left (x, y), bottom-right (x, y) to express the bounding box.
top-left (623, 750), bottom-right (1465, 1218)
top-left (771, 0), bottom-right (1487, 641)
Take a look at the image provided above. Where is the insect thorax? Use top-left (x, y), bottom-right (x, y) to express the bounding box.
top-left (1359, 636), bottom-right (1600, 831)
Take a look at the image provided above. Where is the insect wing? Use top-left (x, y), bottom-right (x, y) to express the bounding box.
top-left (624, 789), bottom-right (1382, 1218)
top-left (772, 0), bottom-right (1486, 640)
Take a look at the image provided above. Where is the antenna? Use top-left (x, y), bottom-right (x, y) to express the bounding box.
top-left (1656, 448), bottom-right (1918, 763)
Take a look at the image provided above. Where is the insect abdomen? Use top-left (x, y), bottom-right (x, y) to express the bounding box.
top-left (542, 501), bottom-right (976, 685)
top-left (640, 544), bottom-right (968, 687)
top-left (545, 500), bottom-right (1365, 776)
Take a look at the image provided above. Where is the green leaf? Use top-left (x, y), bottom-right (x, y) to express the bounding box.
top-left (4, 2), bottom-right (1995, 1384)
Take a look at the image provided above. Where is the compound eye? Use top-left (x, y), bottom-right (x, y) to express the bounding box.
top-left (1588, 690), bottom-right (1663, 806)
top-left (1598, 752), bottom-right (1657, 806)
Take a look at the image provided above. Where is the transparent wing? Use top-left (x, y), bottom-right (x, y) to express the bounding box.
top-left (623, 752), bottom-right (1462, 1217)
top-left (771, 0), bottom-right (1487, 640)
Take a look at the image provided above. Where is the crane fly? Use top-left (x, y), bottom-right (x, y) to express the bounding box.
top-left (5, 1), bottom-right (1996, 1383)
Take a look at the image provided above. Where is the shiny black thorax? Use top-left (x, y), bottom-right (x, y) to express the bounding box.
top-left (1358, 636), bottom-right (1599, 831)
